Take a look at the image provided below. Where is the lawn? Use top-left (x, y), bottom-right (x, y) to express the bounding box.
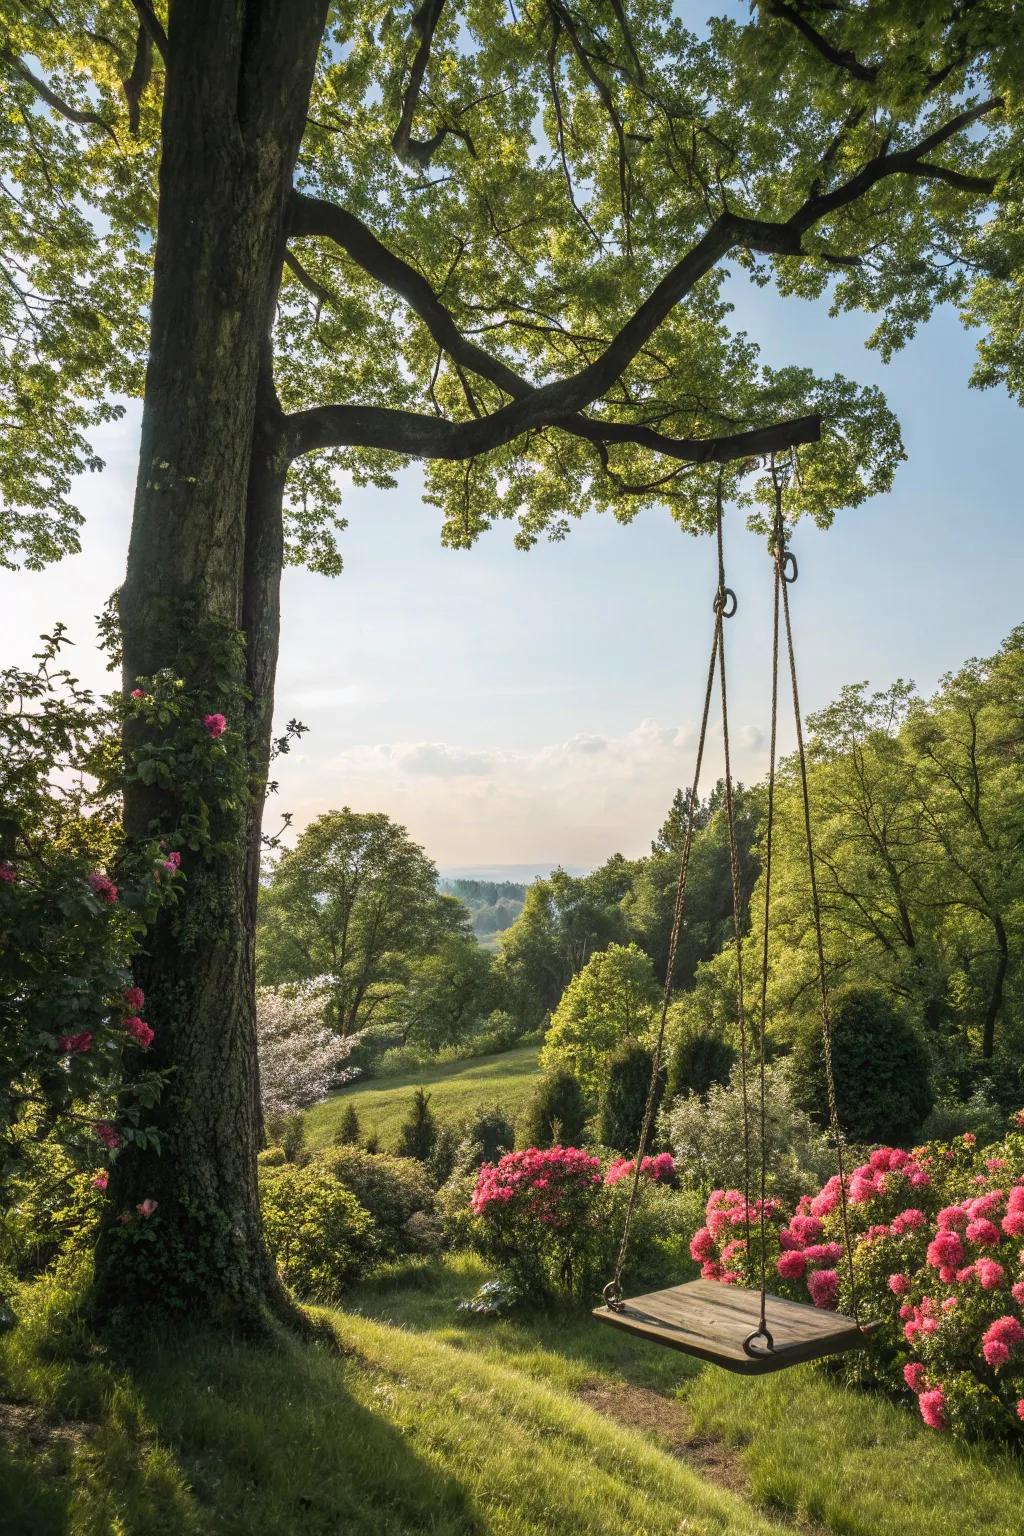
top-left (4, 1256), bottom-right (1023, 1536)
top-left (304, 1042), bottom-right (542, 1149)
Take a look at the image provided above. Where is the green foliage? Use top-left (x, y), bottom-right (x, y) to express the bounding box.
top-left (663, 1061), bottom-right (835, 1204)
top-left (334, 1104), bottom-right (362, 1146)
top-left (398, 1087), bottom-right (438, 1161)
top-left (256, 809), bottom-right (465, 1035)
top-left (321, 1145), bottom-right (438, 1259)
top-left (0, 632), bottom-right (176, 1188)
top-left (458, 1104), bottom-right (517, 1170)
top-left (789, 985), bottom-right (933, 1144)
top-left (541, 942), bottom-right (659, 1102)
top-left (398, 931), bottom-right (497, 1053)
top-left (666, 1024), bottom-right (736, 1102)
top-left (597, 1041), bottom-right (660, 1155)
top-left (519, 1069), bottom-right (588, 1150)
top-left (258, 1162), bottom-right (376, 1299)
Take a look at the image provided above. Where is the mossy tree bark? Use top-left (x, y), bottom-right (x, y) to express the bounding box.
top-left (95, 0), bottom-right (327, 1325)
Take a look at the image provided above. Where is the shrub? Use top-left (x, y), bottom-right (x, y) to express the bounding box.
top-left (666, 1026), bottom-right (735, 1101)
top-left (398, 1088), bottom-right (437, 1160)
top-left (322, 1145), bottom-right (438, 1258)
top-left (598, 1041), bottom-right (660, 1154)
top-left (259, 1162), bottom-right (377, 1298)
top-left (333, 1103), bottom-right (362, 1146)
top-left (789, 985), bottom-right (933, 1144)
top-left (519, 1069), bottom-right (587, 1149)
top-left (470, 1147), bottom-right (606, 1302)
top-left (662, 1060), bottom-right (835, 1204)
top-left (458, 1104), bottom-right (516, 1169)
top-left (690, 1114), bottom-right (1024, 1442)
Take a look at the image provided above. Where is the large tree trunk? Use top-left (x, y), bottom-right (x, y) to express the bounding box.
top-left (981, 912), bottom-right (1008, 1061)
top-left (94, 0), bottom-right (327, 1325)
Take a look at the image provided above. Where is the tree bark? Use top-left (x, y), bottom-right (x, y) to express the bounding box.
top-left (94, 0), bottom-right (327, 1326)
top-left (982, 912), bottom-right (1008, 1061)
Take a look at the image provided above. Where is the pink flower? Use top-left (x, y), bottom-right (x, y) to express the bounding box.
top-left (987, 1158), bottom-right (1008, 1172)
top-left (803, 1242), bottom-right (844, 1266)
top-left (123, 1015), bottom-right (154, 1048)
top-left (93, 1122), bottom-right (120, 1151)
top-left (700, 1260), bottom-right (724, 1281)
top-left (91, 1172), bottom-right (109, 1192)
top-left (888, 1273), bottom-right (910, 1297)
top-left (87, 872), bottom-right (118, 904)
top-left (981, 1315), bottom-right (1024, 1369)
top-left (891, 1208), bottom-right (927, 1235)
top-left (162, 850), bottom-right (182, 873)
top-left (56, 1031), bottom-right (92, 1054)
top-left (927, 1231), bottom-right (964, 1272)
top-left (966, 1218), bottom-right (1002, 1247)
top-left (1017, 1400), bottom-right (1024, 1424)
top-left (903, 1362), bottom-right (926, 1392)
top-left (1013, 1110), bottom-right (1024, 1130)
top-left (976, 1259), bottom-right (1005, 1292)
top-left (1001, 1210), bottom-right (1024, 1239)
top-left (1011, 1281), bottom-right (1024, 1307)
top-left (123, 986), bottom-right (145, 1011)
top-left (777, 1250), bottom-right (807, 1280)
top-left (937, 1205), bottom-right (969, 1232)
top-left (130, 688), bottom-right (145, 699)
top-left (136, 1198), bottom-right (158, 1218)
top-left (0, 861), bottom-right (15, 883)
top-left (203, 712), bottom-right (227, 739)
top-left (689, 1226), bottom-right (717, 1263)
top-left (807, 1269), bottom-right (839, 1310)
top-left (918, 1387), bottom-right (948, 1431)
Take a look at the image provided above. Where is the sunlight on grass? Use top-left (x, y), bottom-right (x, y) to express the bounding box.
top-left (304, 1043), bottom-right (541, 1148)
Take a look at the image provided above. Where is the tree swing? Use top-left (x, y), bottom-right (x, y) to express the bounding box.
top-left (594, 460), bottom-right (880, 1376)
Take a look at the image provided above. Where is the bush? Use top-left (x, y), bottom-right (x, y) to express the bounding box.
top-left (689, 1113), bottom-right (1024, 1442)
top-left (519, 1069), bottom-right (587, 1149)
top-left (256, 982), bottom-right (361, 1119)
top-left (789, 985), bottom-right (933, 1144)
top-left (333, 1103), bottom-right (362, 1146)
top-left (598, 1041), bottom-right (660, 1154)
top-left (259, 1162), bottom-right (377, 1298)
top-left (398, 1087), bottom-right (437, 1161)
top-left (470, 1147), bottom-right (607, 1302)
top-left (322, 1145), bottom-right (438, 1258)
top-left (458, 1104), bottom-right (516, 1170)
top-left (662, 1060), bottom-right (835, 1204)
top-left (666, 1026), bottom-right (735, 1101)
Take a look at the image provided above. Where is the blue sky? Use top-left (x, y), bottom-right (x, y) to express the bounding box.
top-left (3, 263), bottom-right (1021, 873)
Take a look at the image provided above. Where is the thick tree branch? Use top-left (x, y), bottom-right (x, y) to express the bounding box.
top-left (129, 0), bottom-right (168, 62)
top-left (766, 1), bottom-right (878, 82)
top-left (285, 399), bottom-right (820, 465)
top-left (392, 0), bottom-right (447, 165)
top-left (122, 24), bottom-right (153, 135)
top-left (286, 95), bottom-right (1001, 466)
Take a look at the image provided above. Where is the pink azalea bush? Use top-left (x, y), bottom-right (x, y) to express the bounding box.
top-left (471, 1146), bottom-right (679, 1302)
top-left (692, 1120), bottom-right (1024, 1440)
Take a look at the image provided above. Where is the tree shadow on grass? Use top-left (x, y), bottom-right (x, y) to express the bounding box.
top-left (2, 1321), bottom-right (488, 1536)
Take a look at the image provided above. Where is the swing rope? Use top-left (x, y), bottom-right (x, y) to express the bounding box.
top-left (602, 482), bottom-right (729, 1311)
top-left (604, 461), bottom-right (865, 1342)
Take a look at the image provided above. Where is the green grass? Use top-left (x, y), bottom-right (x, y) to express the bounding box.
top-left (1, 1270), bottom-right (785, 1536)
top-left (305, 1042), bottom-right (542, 1149)
top-left (6, 1257), bottom-right (1022, 1536)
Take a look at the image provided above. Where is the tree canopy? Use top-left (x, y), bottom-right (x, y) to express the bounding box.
top-left (3, 0), bottom-right (1020, 575)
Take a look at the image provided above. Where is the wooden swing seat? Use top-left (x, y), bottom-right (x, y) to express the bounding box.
top-left (593, 1279), bottom-right (873, 1376)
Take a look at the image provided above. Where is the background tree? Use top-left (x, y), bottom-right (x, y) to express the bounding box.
top-left (256, 809), bottom-right (454, 1034)
top-left (540, 941), bottom-right (659, 1102)
top-left (597, 1040), bottom-right (660, 1155)
top-left (396, 933), bottom-right (496, 1053)
top-left (519, 1069), bottom-right (588, 1151)
top-left (3, 1), bottom-right (1018, 1318)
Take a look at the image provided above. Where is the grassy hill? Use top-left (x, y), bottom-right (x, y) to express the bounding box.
top-left (4, 1259), bottom-right (1023, 1536)
top-left (305, 1043), bottom-right (542, 1149)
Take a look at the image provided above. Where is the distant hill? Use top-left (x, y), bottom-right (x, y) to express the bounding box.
top-left (439, 876), bottom-right (528, 945)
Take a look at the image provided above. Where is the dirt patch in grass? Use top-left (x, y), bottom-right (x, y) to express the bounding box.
top-left (0, 1398), bottom-right (94, 1454)
top-left (577, 1380), bottom-right (829, 1535)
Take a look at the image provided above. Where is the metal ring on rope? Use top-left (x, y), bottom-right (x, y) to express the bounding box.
top-left (780, 549), bottom-right (798, 584)
top-left (602, 1281), bottom-right (624, 1312)
top-left (713, 585), bottom-right (737, 619)
top-left (741, 1325), bottom-right (775, 1359)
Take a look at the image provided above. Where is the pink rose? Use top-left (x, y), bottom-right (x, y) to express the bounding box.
top-left (130, 688), bottom-right (145, 699)
top-left (87, 872), bottom-right (118, 904)
top-left (123, 986), bottom-right (145, 1011)
top-left (203, 712), bottom-right (227, 739)
top-left (123, 1015), bottom-right (154, 1048)
top-left (57, 1031), bottom-right (92, 1054)
top-left (163, 850), bottom-right (182, 872)
top-left (136, 1198), bottom-right (158, 1219)
top-left (94, 1122), bottom-right (120, 1151)
top-left (91, 1172), bottom-right (109, 1192)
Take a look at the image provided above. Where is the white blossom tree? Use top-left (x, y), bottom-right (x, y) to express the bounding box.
top-left (256, 983), bottom-right (361, 1121)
